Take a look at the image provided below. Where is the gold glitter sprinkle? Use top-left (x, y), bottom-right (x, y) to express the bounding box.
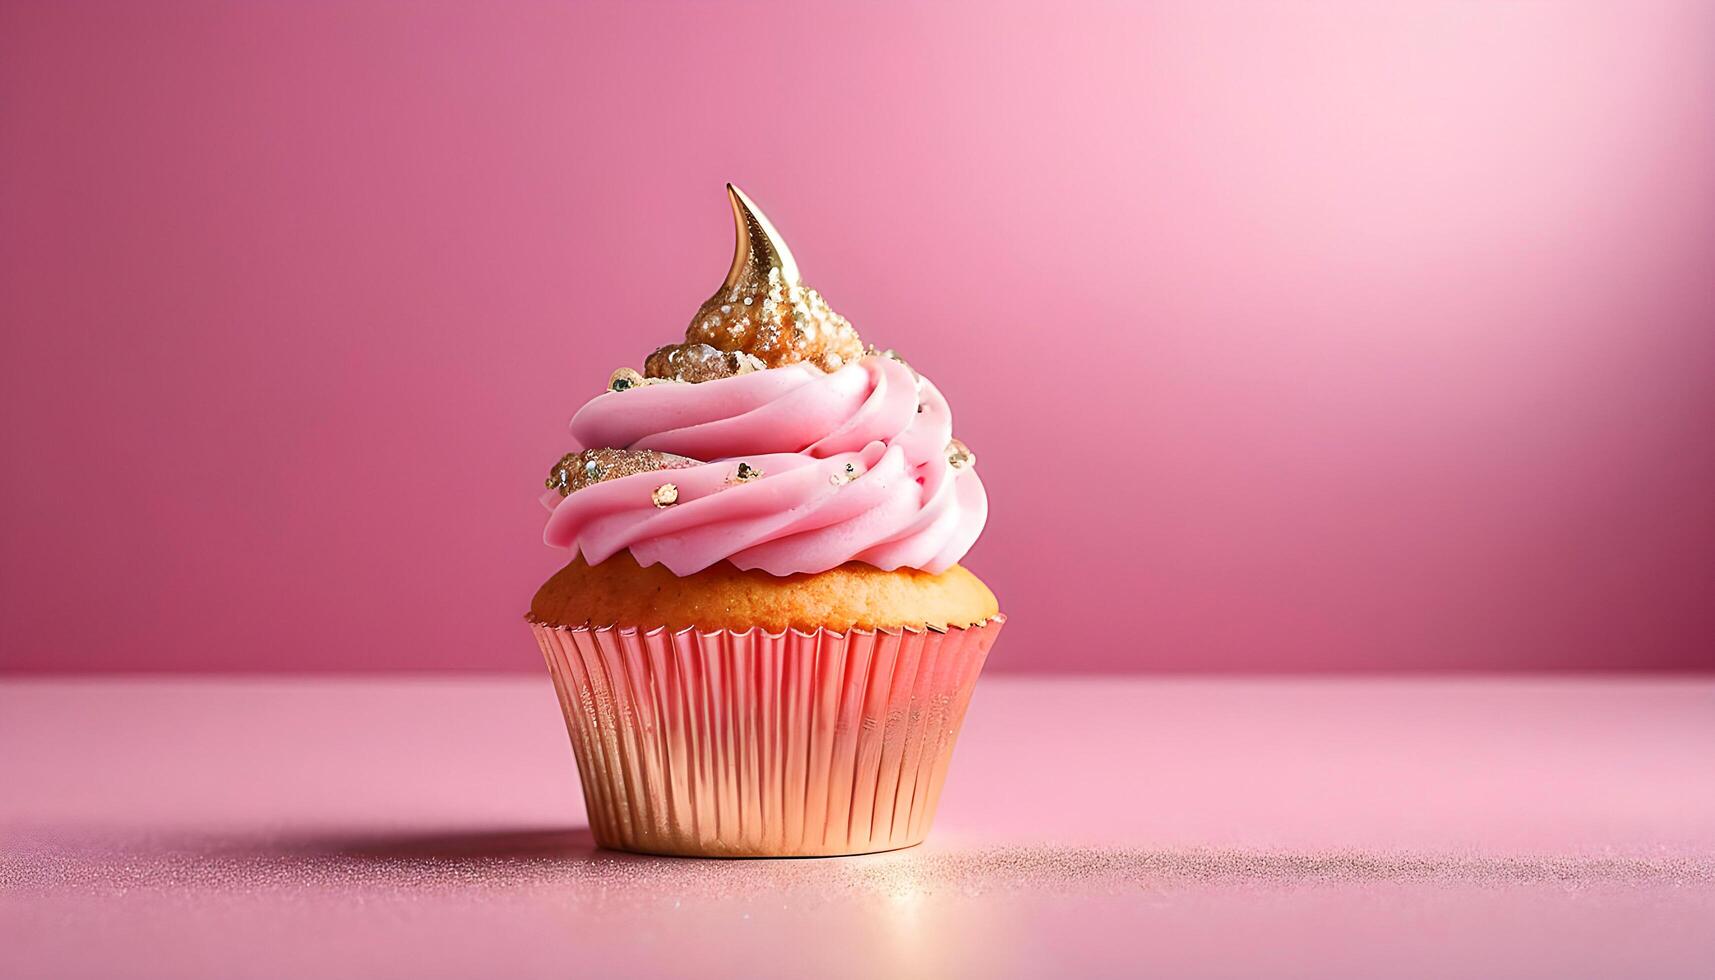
top-left (545, 449), bottom-right (698, 497)
top-left (828, 461), bottom-right (861, 486)
top-left (946, 438), bottom-right (975, 470)
top-left (643, 343), bottom-right (765, 384)
top-left (651, 483), bottom-right (679, 507)
top-left (545, 453), bottom-right (578, 494)
top-left (608, 367), bottom-right (643, 392)
top-left (730, 462), bottom-right (762, 483)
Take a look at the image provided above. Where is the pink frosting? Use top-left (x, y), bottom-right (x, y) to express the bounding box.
top-left (541, 355), bottom-right (987, 576)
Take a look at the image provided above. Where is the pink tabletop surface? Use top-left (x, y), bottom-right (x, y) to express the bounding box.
top-left (3, 676), bottom-right (1713, 979)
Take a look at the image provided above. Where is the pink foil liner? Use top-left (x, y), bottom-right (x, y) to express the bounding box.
top-left (530, 614), bottom-right (1004, 857)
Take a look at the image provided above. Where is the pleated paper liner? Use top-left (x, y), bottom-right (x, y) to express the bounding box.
top-left (531, 614), bottom-right (1005, 858)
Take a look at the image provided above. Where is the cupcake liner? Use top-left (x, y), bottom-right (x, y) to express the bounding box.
top-left (530, 614), bottom-right (1004, 857)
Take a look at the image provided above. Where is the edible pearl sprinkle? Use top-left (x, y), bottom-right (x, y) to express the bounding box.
top-left (608, 367), bottom-right (643, 392)
top-left (946, 438), bottom-right (976, 470)
top-left (651, 483), bottom-right (680, 508)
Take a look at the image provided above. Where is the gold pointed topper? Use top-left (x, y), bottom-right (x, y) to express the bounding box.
top-left (722, 183), bottom-right (799, 292)
top-left (645, 184), bottom-right (865, 379)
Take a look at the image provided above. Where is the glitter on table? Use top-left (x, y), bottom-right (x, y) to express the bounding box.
top-left (3, 677), bottom-right (1713, 979)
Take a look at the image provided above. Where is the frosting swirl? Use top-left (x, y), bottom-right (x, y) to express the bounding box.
top-left (541, 355), bottom-right (987, 576)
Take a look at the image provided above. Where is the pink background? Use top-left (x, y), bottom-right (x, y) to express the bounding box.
top-left (2, 0), bottom-right (1712, 673)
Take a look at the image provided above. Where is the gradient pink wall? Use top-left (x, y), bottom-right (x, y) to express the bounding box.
top-left (3, 1), bottom-right (1713, 673)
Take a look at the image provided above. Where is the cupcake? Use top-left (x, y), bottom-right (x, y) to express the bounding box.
top-left (529, 185), bottom-right (1003, 857)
